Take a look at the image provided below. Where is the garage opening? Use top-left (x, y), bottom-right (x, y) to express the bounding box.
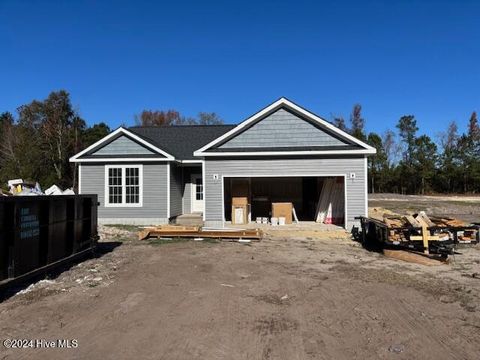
top-left (223, 176), bottom-right (345, 226)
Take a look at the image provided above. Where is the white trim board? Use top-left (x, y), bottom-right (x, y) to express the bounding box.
top-left (364, 155), bottom-right (368, 216)
top-left (78, 164), bottom-right (82, 194)
top-left (167, 163), bottom-right (171, 219)
top-left (104, 164), bottom-right (144, 208)
top-left (198, 149), bottom-right (375, 157)
top-left (72, 157), bottom-right (173, 163)
top-left (194, 97), bottom-right (377, 156)
top-left (177, 160), bottom-right (203, 164)
top-left (202, 160), bottom-right (206, 221)
top-left (70, 127), bottom-right (175, 162)
top-left (219, 173), bottom-right (348, 229)
top-left (190, 174), bottom-right (205, 213)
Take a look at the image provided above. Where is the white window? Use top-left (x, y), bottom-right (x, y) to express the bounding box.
top-left (105, 165), bottom-right (143, 207)
top-left (195, 177), bottom-right (203, 200)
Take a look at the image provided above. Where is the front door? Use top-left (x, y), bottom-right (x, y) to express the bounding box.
top-left (191, 175), bottom-right (204, 213)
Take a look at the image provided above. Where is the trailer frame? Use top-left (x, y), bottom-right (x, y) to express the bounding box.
top-left (354, 216), bottom-right (479, 255)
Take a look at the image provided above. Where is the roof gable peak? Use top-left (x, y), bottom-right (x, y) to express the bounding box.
top-left (194, 98), bottom-right (376, 156)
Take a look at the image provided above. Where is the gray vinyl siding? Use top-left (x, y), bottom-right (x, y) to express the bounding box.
top-left (170, 164), bottom-right (183, 217)
top-left (218, 108), bottom-right (349, 149)
top-left (94, 135), bottom-right (158, 156)
top-left (80, 162), bottom-right (169, 224)
top-left (204, 156), bottom-right (367, 229)
top-left (182, 166), bottom-right (202, 214)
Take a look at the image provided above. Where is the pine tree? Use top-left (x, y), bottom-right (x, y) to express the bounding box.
top-left (350, 104), bottom-right (366, 141)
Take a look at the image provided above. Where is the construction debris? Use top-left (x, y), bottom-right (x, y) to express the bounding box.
top-left (45, 184), bottom-right (64, 195)
top-left (356, 210), bottom-right (479, 263)
top-left (45, 184), bottom-right (75, 195)
top-left (138, 225), bottom-right (263, 242)
top-left (8, 179), bottom-right (43, 195)
top-left (376, 210), bottom-right (477, 244)
top-left (5, 179), bottom-right (75, 196)
top-left (0, 189), bottom-right (11, 197)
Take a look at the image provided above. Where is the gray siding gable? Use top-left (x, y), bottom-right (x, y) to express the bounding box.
top-left (91, 135), bottom-right (160, 156)
top-left (217, 108), bottom-right (352, 149)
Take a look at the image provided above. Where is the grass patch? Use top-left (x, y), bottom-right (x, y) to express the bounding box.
top-left (147, 237), bottom-right (191, 246)
top-left (202, 238), bottom-right (220, 243)
top-left (104, 224), bottom-right (140, 232)
top-left (147, 237), bottom-right (220, 246)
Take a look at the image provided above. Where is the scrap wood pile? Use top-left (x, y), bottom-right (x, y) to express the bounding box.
top-left (368, 208), bottom-right (478, 244)
top-left (138, 225), bottom-right (263, 242)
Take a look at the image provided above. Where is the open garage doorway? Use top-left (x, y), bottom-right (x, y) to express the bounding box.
top-left (223, 176), bottom-right (345, 227)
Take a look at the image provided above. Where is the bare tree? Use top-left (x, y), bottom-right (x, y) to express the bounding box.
top-left (332, 116), bottom-right (348, 132)
top-left (197, 112), bottom-right (224, 125)
top-left (135, 110), bottom-right (184, 126)
top-left (135, 110), bottom-right (224, 126)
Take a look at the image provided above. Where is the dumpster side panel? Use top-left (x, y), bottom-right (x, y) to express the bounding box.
top-left (14, 201), bottom-right (41, 277)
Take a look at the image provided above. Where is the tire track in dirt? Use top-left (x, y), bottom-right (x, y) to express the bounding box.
top-left (1, 236), bottom-right (480, 359)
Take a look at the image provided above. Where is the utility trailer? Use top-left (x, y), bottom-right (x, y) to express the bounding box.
top-left (354, 216), bottom-right (480, 256)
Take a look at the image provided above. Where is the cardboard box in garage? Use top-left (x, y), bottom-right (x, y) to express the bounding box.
top-left (232, 205), bottom-right (248, 224)
top-left (232, 196), bottom-right (248, 206)
top-left (271, 202), bottom-right (293, 224)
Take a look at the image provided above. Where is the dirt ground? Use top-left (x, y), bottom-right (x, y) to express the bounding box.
top-left (370, 193), bottom-right (480, 223)
top-left (1, 220), bottom-right (480, 360)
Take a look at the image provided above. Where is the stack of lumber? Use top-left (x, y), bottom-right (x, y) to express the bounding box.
top-left (428, 216), bottom-right (466, 227)
top-left (370, 209), bottom-right (474, 243)
top-left (370, 208), bottom-right (467, 228)
top-left (138, 225), bottom-right (263, 241)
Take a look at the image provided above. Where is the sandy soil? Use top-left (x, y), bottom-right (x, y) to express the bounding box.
top-left (1, 224), bottom-right (480, 359)
top-left (370, 193), bottom-right (480, 223)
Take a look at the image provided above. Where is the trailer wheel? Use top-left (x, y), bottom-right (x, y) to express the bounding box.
top-left (364, 222), bottom-right (382, 250)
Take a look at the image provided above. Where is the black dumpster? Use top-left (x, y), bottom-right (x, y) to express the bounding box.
top-left (0, 195), bottom-right (98, 282)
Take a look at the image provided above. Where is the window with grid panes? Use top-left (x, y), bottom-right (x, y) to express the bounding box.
top-left (106, 166), bottom-right (142, 206)
top-left (195, 178), bottom-right (203, 200)
top-left (125, 167), bottom-right (140, 204)
top-left (108, 167), bottom-right (123, 204)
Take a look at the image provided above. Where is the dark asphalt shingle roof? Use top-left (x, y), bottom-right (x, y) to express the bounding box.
top-left (128, 125), bottom-right (236, 160)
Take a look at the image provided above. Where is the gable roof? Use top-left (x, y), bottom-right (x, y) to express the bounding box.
top-left (128, 125), bottom-right (236, 160)
top-left (194, 97), bottom-right (376, 156)
top-left (70, 127), bottom-right (175, 162)
top-left (70, 98), bottom-right (376, 163)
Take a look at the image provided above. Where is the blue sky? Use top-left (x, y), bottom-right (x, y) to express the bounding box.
top-left (0, 0), bottom-right (479, 139)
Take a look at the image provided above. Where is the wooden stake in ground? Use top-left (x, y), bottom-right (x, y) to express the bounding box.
top-left (422, 224), bottom-right (429, 254)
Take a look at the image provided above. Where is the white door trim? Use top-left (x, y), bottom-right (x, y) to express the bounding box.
top-left (191, 174), bottom-right (204, 213)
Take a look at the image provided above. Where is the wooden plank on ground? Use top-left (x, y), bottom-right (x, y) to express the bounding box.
top-left (139, 227), bottom-right (263, 241)
top-left (383, 249), bottom-right (447, 266)
top-left (138, 225), bottom-right (200, 240)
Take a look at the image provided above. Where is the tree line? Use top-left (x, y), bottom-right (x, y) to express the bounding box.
top-left (0, 90), bottom-right (224, 190)
top-left (1, 90), bottom-right (478, 195)
top-left (0, 91), bottom-right (111, 190)
top-left (339, 105), bottom-right (480, 194)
